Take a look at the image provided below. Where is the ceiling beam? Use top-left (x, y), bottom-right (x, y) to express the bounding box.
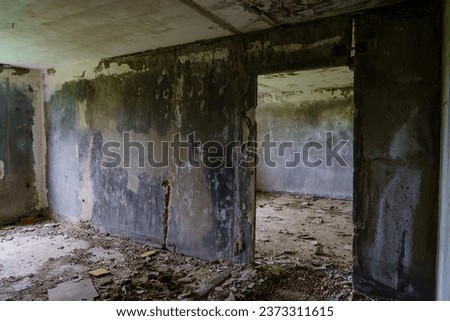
top-left (300, 0), bottom-right (414, 18)
top-left (241, 0), bottom-right (280, 27)
top-left (239, 0), bottom-right (414, 25)
top-left (178, 0), bottom-right (242, 35)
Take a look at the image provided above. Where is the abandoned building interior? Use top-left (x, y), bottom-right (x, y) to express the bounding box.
top-left (0, 0), bottom-right (449, 301)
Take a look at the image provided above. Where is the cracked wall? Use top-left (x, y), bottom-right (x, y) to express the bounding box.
top-left (45, 16), bottom-right (351, 262)
top-left (44, 1), bottom-right (442, 300)
top-left (0, 66), bottom-right (47, 225)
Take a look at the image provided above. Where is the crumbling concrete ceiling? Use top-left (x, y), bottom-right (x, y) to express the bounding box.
top-left (0, 0), bottom-right (410, 68)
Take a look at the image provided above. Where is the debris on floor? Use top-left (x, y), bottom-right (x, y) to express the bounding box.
top-left (256, 192), bottom-right (353, 268)
top-left (140, 250), bottom-right (158, 258)
top-left (0, 194), bottom-right (386, 301)
top-left (20, 217), bottom-right (35, 225)
top-left (88, 268), bottom-right (110, 277)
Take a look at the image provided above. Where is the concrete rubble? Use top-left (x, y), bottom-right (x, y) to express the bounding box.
top-left (0, 218), bottom-right (381, 301)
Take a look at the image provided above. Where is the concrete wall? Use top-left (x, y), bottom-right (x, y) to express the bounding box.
top-left (256, 88), bottom-right (353, 199)
top-left (353, 3), bottom-right (442, 300)
top-left (45, 16), bottom-right (352, 262)
top-left (437, 0), bottom-right (450, 301)
top-left (0, 66), bottom-right (47, 225)
top-left (43, 1), bottom-right (442, 300)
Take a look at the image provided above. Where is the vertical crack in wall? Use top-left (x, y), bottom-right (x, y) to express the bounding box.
top-left (397, 229), bottom-right (407, 292)
top-left (162, 179), bottom-right (171, 249)
top-left (234, 111), bottom-right (257, 256)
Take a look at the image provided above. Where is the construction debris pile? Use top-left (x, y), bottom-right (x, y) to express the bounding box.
top-left (0, 218), bottom-right (379, 301)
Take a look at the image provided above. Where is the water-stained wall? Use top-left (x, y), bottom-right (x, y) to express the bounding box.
top-left (44, 2), bottom-right (442, 300)
top-left (353, 3), bottom-right (442, 300)
top-left (256, 87), bottom-right (354, 199)
top-left (0, 66), bottom-right (47, 225)
top-left (45, 16), bottom-right (352, 262)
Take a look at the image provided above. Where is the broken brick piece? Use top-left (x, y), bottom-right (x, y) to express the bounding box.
top-left (20, 217), bottom-right (34, 225)
top-left (88, 268), bottom-right (110, 277)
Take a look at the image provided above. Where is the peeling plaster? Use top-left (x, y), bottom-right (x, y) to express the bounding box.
top-left (272, 36), bottom-right (343, 53)
top-left (127, 172), bottom-right (140, 194)
top-left (45, 61), bottom-right (135, 101)
top-left (0, 161), bottom-right (4, 180)
top-left (77, 99), bottom-right (88, 130)
top-left (178, 48), bottom-right (230, 64)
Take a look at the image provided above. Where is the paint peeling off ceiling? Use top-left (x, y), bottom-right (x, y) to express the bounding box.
top-left (0, 0), bottom-right (408, 68)
top-left (258, 66), bottom-right (354, 93)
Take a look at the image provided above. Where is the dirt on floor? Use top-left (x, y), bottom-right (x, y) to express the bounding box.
top-left (255, 192), bottom-right (353, 268)
top-left (0, 193), bottom-right (381, 301)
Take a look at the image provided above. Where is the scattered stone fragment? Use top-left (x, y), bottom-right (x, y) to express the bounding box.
top-left (178, 276), bottom-right (194, 284)
top-left (314, 244), bottom-right (324, 255)
top-left (193, 270), bottom-right (231, 298)
top-left (344, 244), bottom-right (352, 251)
top-left (268, 266), bottom-right (283, 276)
top-left (99, 277), bottom-right (114, 286)
top-left (4, 235), bottom-right (13, 241)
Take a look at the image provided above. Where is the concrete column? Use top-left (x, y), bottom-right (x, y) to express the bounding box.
top-left (353, 3), bottom-right (442, 300)
top-left (437, 0), bottom-right (450, 301)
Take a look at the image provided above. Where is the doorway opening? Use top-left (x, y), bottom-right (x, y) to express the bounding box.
top-left (254, 67), bottom-right (355, 297)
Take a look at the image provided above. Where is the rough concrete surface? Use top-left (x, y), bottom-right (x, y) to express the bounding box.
top-left (256, 87), bottom-right (354, 199)
top-left (256, 193), bottom-right (353, 267)
top-left (0, 220), bottom-right (375, 301)
top-left (0, 0), bottom-right (444, 302)
top-left (45, 16), bottom-right (352, 265)
top-left (0, 66), bottom-right (47, 225)
top-left (353, 3), bottom-right (442, 300)
top-left (0, 0), bottom-right (409, 68)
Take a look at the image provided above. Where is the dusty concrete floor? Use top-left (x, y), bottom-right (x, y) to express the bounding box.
top-left (0, 194), bottom-right (374, 301)
top-left (256, 192), bottom-right (353, 268)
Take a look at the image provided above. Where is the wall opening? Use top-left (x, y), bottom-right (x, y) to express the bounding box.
top-left (254, 66), bottom-right (355, 296)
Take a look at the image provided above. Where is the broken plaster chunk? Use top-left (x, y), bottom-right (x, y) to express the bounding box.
top-left (193, 270), bottom-right (231, 298)
top-left (140, 249), bottom-right (158, 258)
top-left (88, 268), bottom-right (110, 277)
top-left (0, 225), bottom-right (15, 230)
